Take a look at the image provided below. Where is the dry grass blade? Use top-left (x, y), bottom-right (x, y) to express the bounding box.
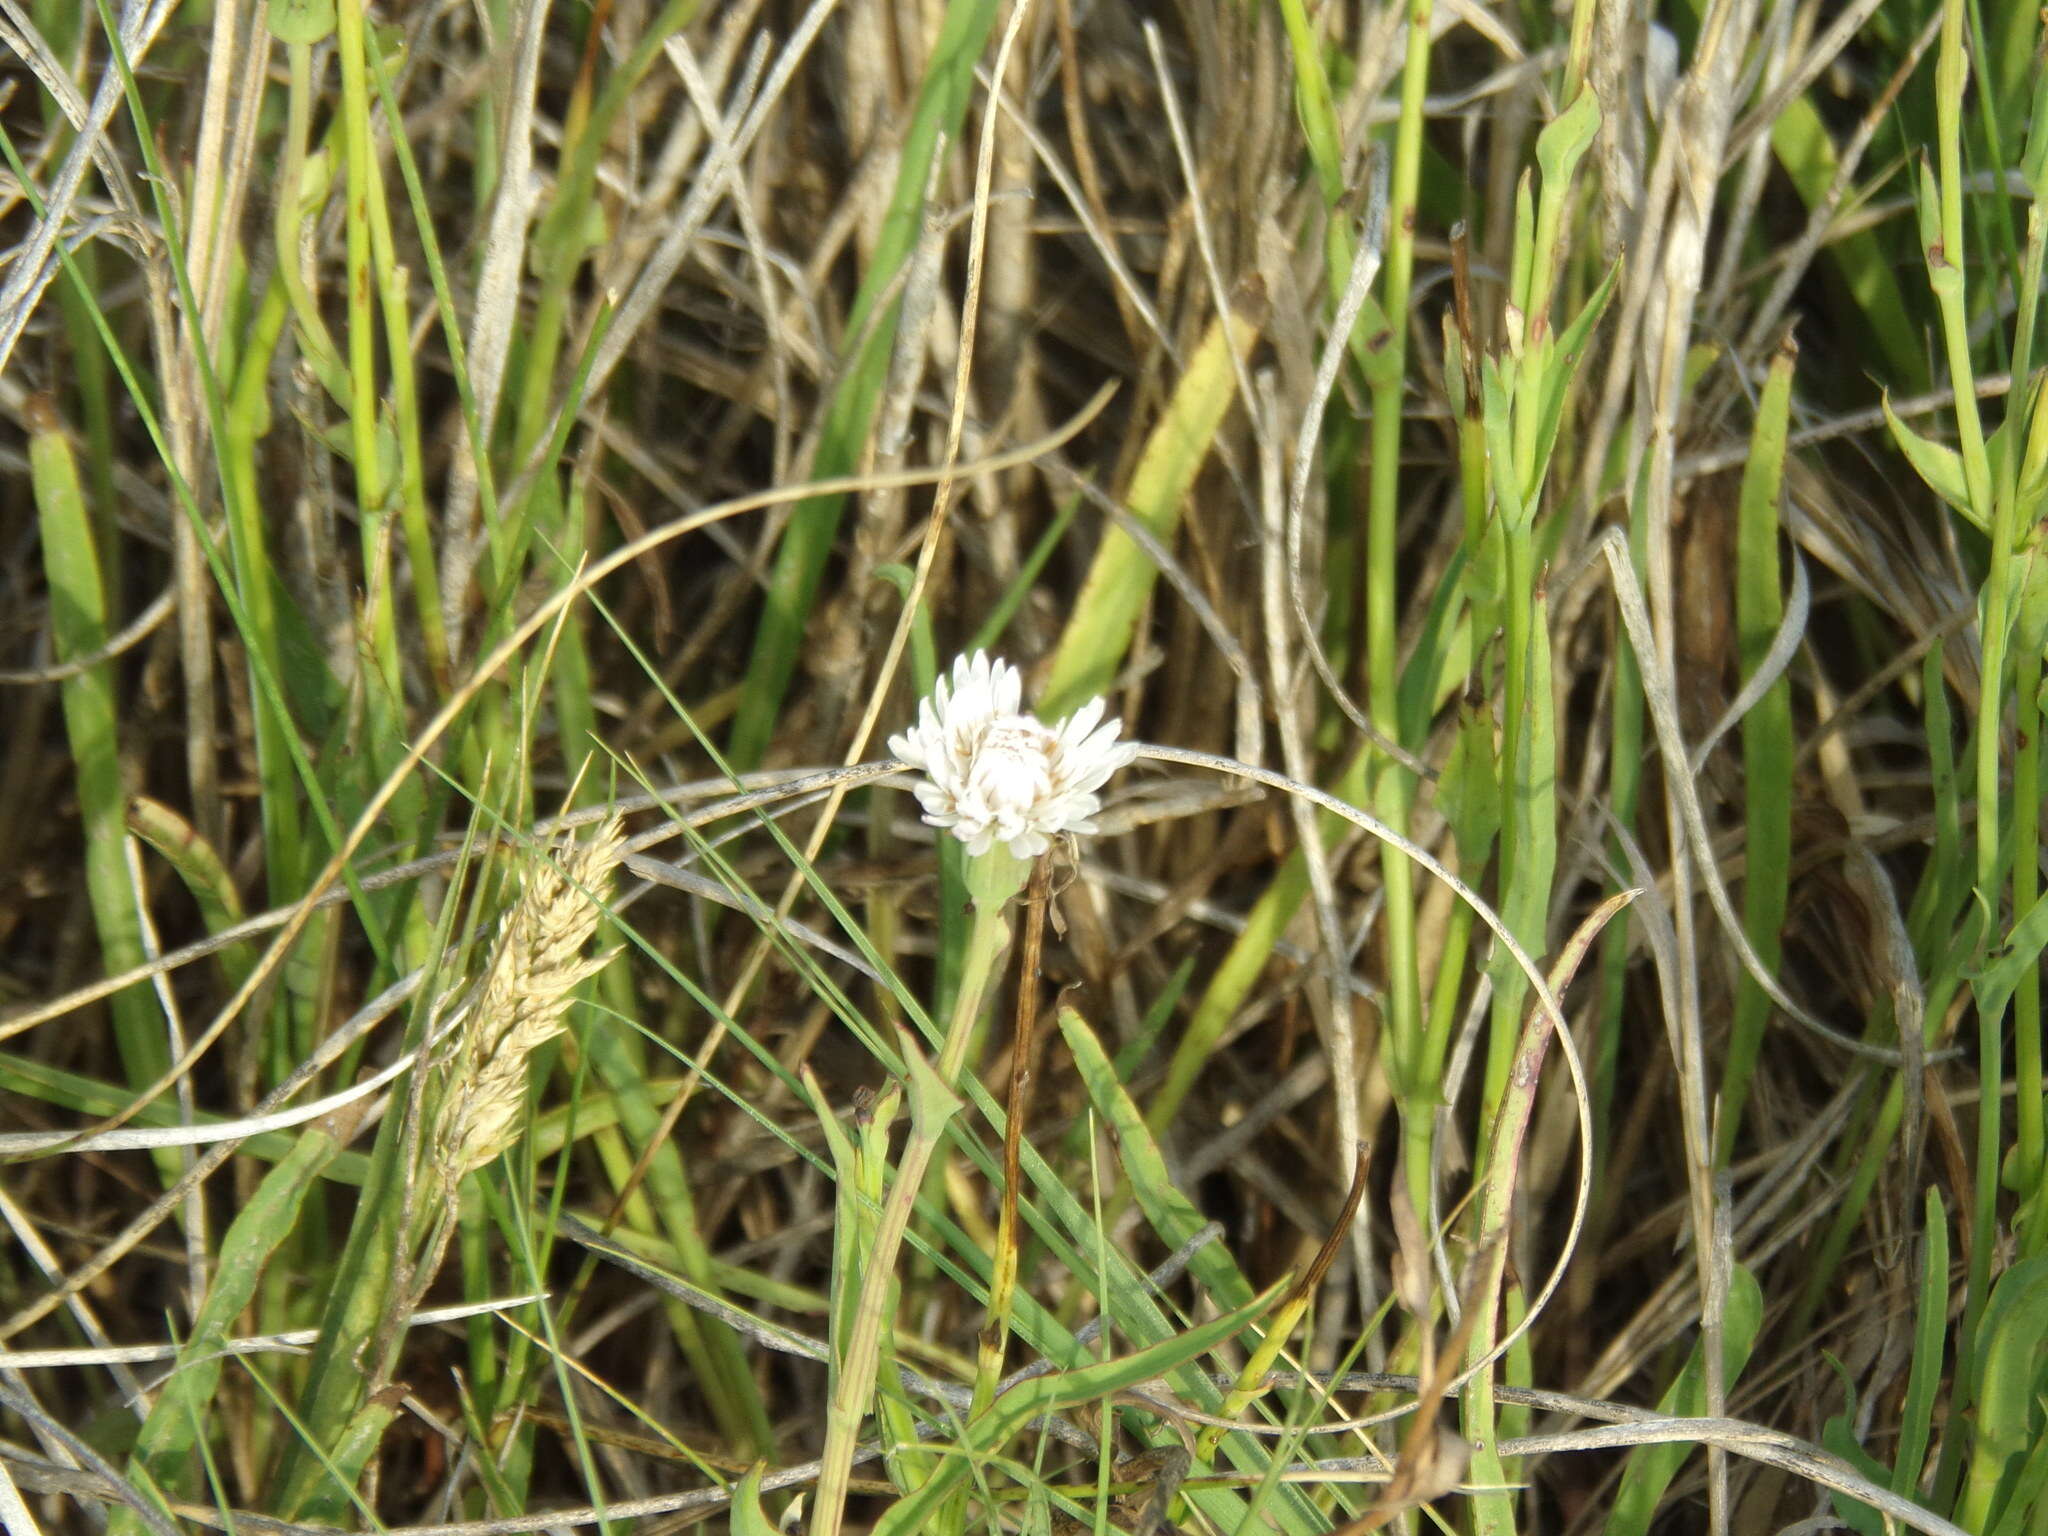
top-left (0, 0), bottom-right (176, 373)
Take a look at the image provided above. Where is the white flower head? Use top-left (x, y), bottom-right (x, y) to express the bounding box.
top-left (888, 651), bottom-right (1138, 859)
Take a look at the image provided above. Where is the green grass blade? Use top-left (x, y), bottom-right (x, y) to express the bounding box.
top-left (28, 393), bottom-right (165, 1091)
top-left (126, 796), bottom-right (254, 989)
top-left (1959, 1256), bottom-right (2048, 1532)
top-left (729, 0), bottom-right (1000, 768)
top-left (1604, 1266), bottom-right (1765, 1536)
top-left (1147, 846), bottom-right (1311, 1136)
top-left (579, 969), bottom-right (777, 1458)
top-left (1720, 337), bottom-right (1798, 1162)
top-left (1056, 1005), bottom-right (1255, 1311)
top-left (1038, 303), bottom-right (1262, 719)
top-left (1893, 1189), bottom-right (1951, 1501)
top-left (872, 1285), bottom-right (1282, 1536)
top-left (111, 1122), bottom-right (343, 1535)
top-left (267, 1100), bottom-right (412, 1517)
top-left (1768, 98), bottom-right (1924, 390)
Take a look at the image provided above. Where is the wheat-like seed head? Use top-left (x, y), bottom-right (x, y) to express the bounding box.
top-left (435, 815), bottom-right (626, 1177)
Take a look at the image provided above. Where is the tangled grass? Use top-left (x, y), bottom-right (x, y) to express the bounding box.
top-left (1, 0), bottom-right (2046, 1533)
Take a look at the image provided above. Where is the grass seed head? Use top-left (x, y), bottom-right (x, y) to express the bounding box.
top-left (437, 815), bottom-right (626, 1177)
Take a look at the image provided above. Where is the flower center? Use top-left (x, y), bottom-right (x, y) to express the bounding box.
top-left (965, 717), bottom-right (1058, 819)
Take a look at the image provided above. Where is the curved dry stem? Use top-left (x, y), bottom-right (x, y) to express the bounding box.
top-left (0, 581), bottom-right (174, 685)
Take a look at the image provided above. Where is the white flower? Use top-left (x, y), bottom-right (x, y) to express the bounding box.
top-left (888, 651), bottom-right (1138, 859)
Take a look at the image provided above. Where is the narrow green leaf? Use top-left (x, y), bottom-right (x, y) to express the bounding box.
top-left (1530, 254), bottom-right (1621, 489)
top-left (1056, 1006), bottom-right (1255, 1311)
top-left (2020, 30), bottom-right (2048, 200)
top-left (29, 394), bottom-right (164, 1092)
top-left (1908, 641), bottom-right (1967, 961)
top-left (1972, 891), bottom-right (2048, 1028)
top-left (1532, 85), bottom-right (1601, 193)
top-left (1893, 1189), bottom-right (1950, 1500)
top-left (1273, 0), bottom-right (1344, 205)
top-left (113, 1127), bottom-right (342, 1535)
top-left (1988, 1442), bottom-right (2048, 1536)
top-left (1763, 95), bottom-right (1923, 393)
top-left (1721, 338), bottom-right (1797, 1161)
top-left (871, 1285), bottom-right (1281, 1536)
top-left (1490, 584), bottom-right (1555, 1014)
top-left (803, 1067), bottom-right (865, 1374)
top-left (733, 1466), bottom-right (777, 1536)
top-left (1823, 1356), bottom-right (1895, 1536)
top-left (127, 796), bottom-right (254, 987)
top-left (1605, 1266), bottom-right (1765, 1536)
top-left (1480, 356), bottom-right (1526, 532)
top-left (581, 983), bottom-right (777, 1456)
top-left (1883, 394), bottom-right (1982, 528)
top-left (269, 1090), bottom-right (412, 1516)
top-left (1148, 853), bottom-right (1311, 1136)
top-left (1959, 1256), bottom-right (2048, 1533)
top-left (1438, 698), bottom-right (1502, 869)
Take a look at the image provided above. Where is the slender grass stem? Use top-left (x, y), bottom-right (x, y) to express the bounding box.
top-left (1368, 0), bottom-right (1434, 1231)
top-left (1924, 0), bottom-right (2010, 1423)
top-left (334, 0), bottom-right (401, 712)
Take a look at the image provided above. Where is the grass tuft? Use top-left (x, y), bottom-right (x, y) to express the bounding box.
top-left (2, 2), bottom-right (2045, 1534)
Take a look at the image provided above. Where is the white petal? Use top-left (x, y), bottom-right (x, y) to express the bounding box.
top-left (1059, 696), bottom-right (1106, 745)
top-left (1041, 790), bottom-right (1101, 829)
top-left (1008, 827), bottom-right (1050, 859)
top-left (887, 729), bottom-right (925, 767)
top-left (991, 658), bottom-right (1023, 716)
top-left (912, 780), bottom-right (956, 818)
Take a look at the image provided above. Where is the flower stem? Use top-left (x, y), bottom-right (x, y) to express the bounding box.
top-left (939, 887), bottom-right (1012, 1085)
top-left (970, 859), bottom-right (1050, 1425)
top-left (813, 880), bottom-right (1015, 1536)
